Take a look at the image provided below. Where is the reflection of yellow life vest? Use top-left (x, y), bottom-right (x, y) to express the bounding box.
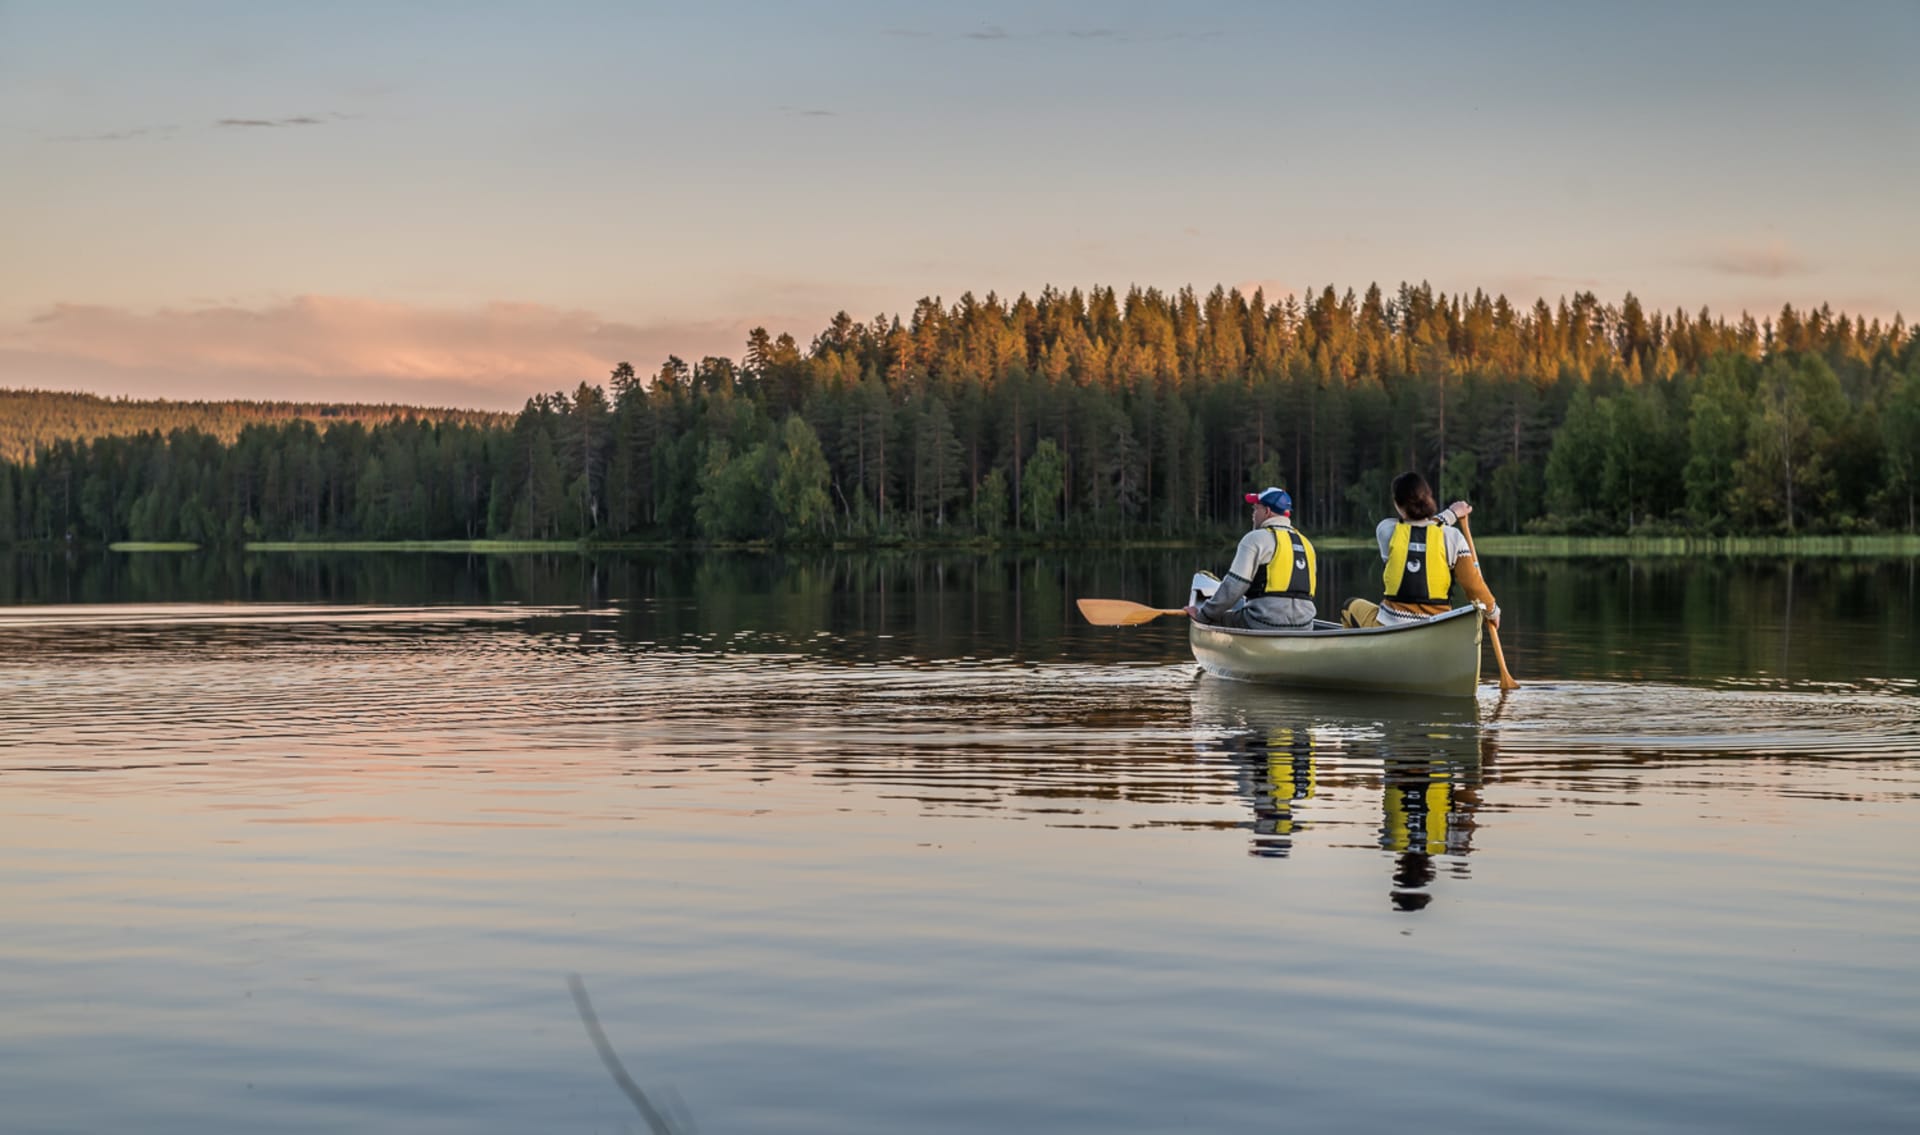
top-left (1383, 765), bottom-right (1453, 855)
top-left (1249, 525), bottom-right (1316, 600)
top-left (1383, 521), bottom-right (1451, 603)
top-left (1262, 729), bottom-right (1316, 837)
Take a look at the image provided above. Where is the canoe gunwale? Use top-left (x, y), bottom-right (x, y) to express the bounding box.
top-left (1195, 603), bottom-right (1482, 640)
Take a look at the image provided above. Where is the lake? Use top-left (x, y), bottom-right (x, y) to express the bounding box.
top-left (3, 548), bottom-right (1918, 1134)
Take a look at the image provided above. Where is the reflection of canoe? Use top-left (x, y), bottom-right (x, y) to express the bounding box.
top-left (1189, 605), bottom-right (1485, 698)
top-left (1188, 673), bottom-right (1486, 732)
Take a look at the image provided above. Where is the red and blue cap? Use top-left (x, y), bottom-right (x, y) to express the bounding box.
top-left (1244, 487), bottom-right (1292, 514)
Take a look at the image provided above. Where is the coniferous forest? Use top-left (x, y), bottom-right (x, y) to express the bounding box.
top-left (2, 283), bottom-right (1917, 547)
top-left (0, 388), bottom-right (508, 465)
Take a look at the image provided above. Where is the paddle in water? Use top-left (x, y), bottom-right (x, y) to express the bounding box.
top-left (1076, 598), bottom-right (1191, 626)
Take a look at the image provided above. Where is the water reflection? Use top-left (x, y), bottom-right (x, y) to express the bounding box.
top-left (8, 546), bottom-right (1915, 683)
top-left (1191, 681), bottom-right (1498, 910)
top-left (2, 553), bottom-right (1919, 1135)
top-left (1379, 751), bottom-right (1481, 912)
top-left (1222, 725), bottom-right (1316, 859)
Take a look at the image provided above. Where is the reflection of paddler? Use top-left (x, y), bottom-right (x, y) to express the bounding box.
top-left (1379, 745), bottom-right (1483, 911)
top-left (1224, 727), bottom-right (1318, 858)
top-left (1190, 678), bottom-right (1490, 880)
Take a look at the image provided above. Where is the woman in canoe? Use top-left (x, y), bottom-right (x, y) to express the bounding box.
top-left (1341, 472), bottom-right (1500, 629)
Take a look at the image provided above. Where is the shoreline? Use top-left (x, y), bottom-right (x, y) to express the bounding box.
top-left (68, 534), bottom-right (1920, 557)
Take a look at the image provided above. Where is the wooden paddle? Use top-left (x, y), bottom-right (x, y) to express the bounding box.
top-left (1458, 515), bottom-right (1519, 691)
top-left (1076, 598), bottom-right (1191, 626)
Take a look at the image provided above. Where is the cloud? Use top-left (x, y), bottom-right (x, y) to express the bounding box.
top-left (50, 113), bottom-right (349, 143)
top-left (1485, 272), bottom-right (1607, 302)
top-left (214, 115), bottom-right (331, 128)
top-left (886, 25), bottom-right (1175, 43)
top-left (1702, 239), bottom-right (1809, 279)
top-left (1232, 279), bottom-right (1296, 305)
top-left (1, 297), bottom-right (792, 410)
top-left (51, 125), bottom-right (178, 143)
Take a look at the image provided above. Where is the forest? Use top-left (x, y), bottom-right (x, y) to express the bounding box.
top-left (0, 388), bottom-right (507, 464)
top-left (1, 282), bottom-right (1915, 547)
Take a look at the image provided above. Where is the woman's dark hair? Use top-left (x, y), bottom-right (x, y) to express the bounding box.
top-left (1391, 472), bottom-right (1439, 520)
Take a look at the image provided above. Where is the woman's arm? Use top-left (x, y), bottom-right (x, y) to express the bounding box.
top-left (1450, 542), bottom-right (1500, 626)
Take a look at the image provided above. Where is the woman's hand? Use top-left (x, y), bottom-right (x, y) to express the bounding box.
top-left (1448, 500), bottom-right (1473, 520)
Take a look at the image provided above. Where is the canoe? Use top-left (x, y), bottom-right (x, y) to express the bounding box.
top-left (1188, 604), bottom-right (1485, 698)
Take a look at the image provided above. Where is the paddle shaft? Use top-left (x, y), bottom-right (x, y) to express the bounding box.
top-left (1458, 515), bottom-right (1519, 690)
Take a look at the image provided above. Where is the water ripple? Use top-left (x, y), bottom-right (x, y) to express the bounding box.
top-left (2, 607), bottom-right (1916, 789)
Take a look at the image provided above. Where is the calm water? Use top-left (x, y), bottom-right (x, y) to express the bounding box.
top-left (3, 549), bottom-right (1918, 1134)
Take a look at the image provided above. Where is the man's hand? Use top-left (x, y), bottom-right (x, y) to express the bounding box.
top-left (1184, 604), bottom-right (1201, 620)
top-left (1448, 500), bottom-right (1473, 520)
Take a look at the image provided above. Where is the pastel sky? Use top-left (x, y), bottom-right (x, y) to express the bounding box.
top-left (3, 0), bottom-right (1915, 410)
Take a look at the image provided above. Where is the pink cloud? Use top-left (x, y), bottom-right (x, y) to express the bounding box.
top-left (1, 296), bottom-right (797, 410)
top-left (1231, 279), bottom-right (1296, 306)
top-left (1701, 238), bottom-right (1810, 280)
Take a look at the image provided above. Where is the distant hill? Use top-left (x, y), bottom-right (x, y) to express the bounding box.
top-left (0, 388), bottom-right (511, 463)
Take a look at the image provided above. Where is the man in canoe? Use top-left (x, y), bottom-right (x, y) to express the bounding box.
top-left (1342, 472), bottom-right (1501, 629)
top-left (1186, 487), bottom-right (1318, 629)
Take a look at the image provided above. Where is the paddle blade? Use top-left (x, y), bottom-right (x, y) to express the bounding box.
top-left (1076, 598), bottom-right (1186, 626)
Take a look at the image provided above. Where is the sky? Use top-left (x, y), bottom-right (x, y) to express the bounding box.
top-left (2, 0), bottom-right (1916, 410)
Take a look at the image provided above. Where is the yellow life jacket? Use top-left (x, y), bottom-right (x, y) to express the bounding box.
top-left (1248, 524), bottom-right (1316, 600)
top-left (1383, 521), bottom-right (1451, 603)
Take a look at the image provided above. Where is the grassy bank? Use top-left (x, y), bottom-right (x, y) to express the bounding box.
top-left (243, 539), bottom-right (586, 552)
top-left (1472, 534), bottom-right (1920, 557)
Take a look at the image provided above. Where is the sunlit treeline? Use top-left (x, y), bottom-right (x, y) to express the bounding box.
top-left (1, 283), bottom-right (1916, 545)
top-left (0, 388), bottom-right (508, 465)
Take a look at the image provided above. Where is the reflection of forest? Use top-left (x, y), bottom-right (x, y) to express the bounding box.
top-left (1196, 680), bottom-right (1490, 911)
top-left (7, 550), bottom-right (1914, 683)
top-left (0, 548), bottom-right (1224, 666)
top-left (1517, 554), bottom-right (1920, 683)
